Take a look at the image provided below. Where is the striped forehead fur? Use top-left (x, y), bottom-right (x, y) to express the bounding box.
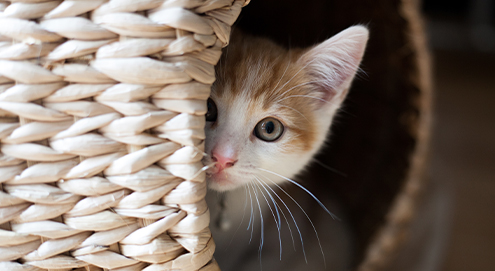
top-left (213, 33), bottom-right (320, 151)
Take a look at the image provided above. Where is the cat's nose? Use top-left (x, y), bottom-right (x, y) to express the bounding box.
top-left (212, 153), bottom-right (238, 171)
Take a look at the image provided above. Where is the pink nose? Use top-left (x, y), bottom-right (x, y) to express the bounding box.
top-left (212, 152), bottom-right (238, 172)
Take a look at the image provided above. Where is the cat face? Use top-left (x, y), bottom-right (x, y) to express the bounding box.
top-left (204, 26), bottom-right (369, 191)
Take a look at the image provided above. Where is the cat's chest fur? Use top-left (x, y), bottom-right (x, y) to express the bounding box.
top-left (206, 188), bottom-right (354, 271)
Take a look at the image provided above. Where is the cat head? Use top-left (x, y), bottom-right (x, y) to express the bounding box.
top-left (204, 26), bottom-right (369, 191)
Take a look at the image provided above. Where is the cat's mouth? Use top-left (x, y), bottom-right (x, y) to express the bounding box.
top-left (206, 171), bottom-right (238, 191)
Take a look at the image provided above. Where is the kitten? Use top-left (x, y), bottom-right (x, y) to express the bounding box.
top-left (205, 25), bottom-right (368, 192)
top-left (204, 26), bottom-right (369, 270)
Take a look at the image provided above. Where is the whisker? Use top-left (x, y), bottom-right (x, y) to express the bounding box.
top-left (261, 179), bottom-right (327, 268)
top-left (249, 182), bottom-right (264, 268)
top-left (257, 175), bottom-right (307, 263)
top-left (258, 169), bottom-right (331, 268)
top-left (247, 183), bottom-right (255, 244)
top-left (256, 176), bottom-right (299, 258)
top-left (196, 146), bottom-right (208, 157)
top-left (192, 161), bottom-right (218, 181)
top-left (254, 177), bottom-right (282, 260)
top-left (254, 177), bottom-right (281, 229)
top-left (258, 168), bottom-right (339, 220)
top-left (257, 178), bottom-right (297, 252)
top-left (253, 178), bottom-right (280, 230)
top-left (313, 159), bottom-right (348, 177)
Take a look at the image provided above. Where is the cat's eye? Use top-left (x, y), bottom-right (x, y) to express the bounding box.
top-left (254, 117), bottom-right (284, 142)
top-left (206, 98), bottom-right (217, 122)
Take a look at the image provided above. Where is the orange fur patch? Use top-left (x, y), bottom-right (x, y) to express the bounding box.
top-left (212, 32), bottom-right (323, 152)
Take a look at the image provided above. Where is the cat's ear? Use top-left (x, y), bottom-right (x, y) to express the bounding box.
top-left (299, 25), bottom-right (369, 106)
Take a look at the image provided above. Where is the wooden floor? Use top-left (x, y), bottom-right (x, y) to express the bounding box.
top-left (430, 50), bottom-right (495, 271)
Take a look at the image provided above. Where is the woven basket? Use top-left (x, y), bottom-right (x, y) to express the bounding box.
top-left (0, 0), bottom-right (247, 270)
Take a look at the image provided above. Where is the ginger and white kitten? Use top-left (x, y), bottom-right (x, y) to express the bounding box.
top-left (205, 26), bottom-right (369, 191)
top-left (204, 26), bottom-right (369, 270)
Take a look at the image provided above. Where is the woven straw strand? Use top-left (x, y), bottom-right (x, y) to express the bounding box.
top-left (0, 0), bottom-right (248, 270)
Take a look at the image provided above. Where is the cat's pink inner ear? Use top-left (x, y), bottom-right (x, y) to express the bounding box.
top-left (299, 25), bottom-right (369, 103)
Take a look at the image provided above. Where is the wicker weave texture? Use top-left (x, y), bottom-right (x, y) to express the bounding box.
top-left (0, 0), bottom-right (246, 270)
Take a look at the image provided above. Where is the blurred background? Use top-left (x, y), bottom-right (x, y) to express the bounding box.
top-left (423, 0), bottom-right (495, 270)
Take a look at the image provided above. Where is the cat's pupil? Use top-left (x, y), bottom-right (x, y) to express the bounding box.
top-left (266, 121), bottom-right (274, 134)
